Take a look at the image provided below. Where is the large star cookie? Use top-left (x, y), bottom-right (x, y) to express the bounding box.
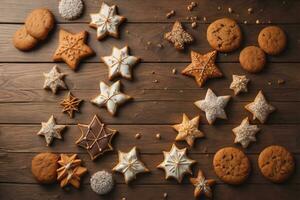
top-left (89, 2), bottom-right (125, 40)
top-left (60, 92), bottom-right (83, 118)
top-left (43, 65), bottom-right (67, 94)
top-left (101, 46), bottom-right (140, 80)
top-left (245, 90), bottom-right (276, 123)
top-left (194, 88), bottom-right (231, 125)
top-left (157, 144), bottom-right (196, 183)
top-left (76, 115), bottom-right (117, 160)
top-left (230, 75), bottom-right (250, 95)
top-left (190, 170), bottom-right (216, 199)
top-left (53, 29), bottom-right (94, 70)
top-left (182, 50), bottom-right (223, 87)
top-left (112, 147), bottom-right (149, 184)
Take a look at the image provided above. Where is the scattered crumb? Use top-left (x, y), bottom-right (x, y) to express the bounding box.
top-left (179, 90), bottom-right (183, 93)
top-left (187, 2), bottom-right (197, 11)
top-left (156, 133), bottom-right (161, 139)
top-left (256, 19), bottom-right (260, 24)
top-left (122, 198), bottom-right (126, 200)
top-left (244, 20), bottom-right (248, 24)
top-left (191, 21), bottom-right (197, 28)
top-left (147, 41), bottom-right (152, 46)
top-left (203, 16), bottom-right (207, 22)
top-left (217, 6), bottom-right (221, 11)
top-left (277, 79), bottom-right (285, 84)
top-left (186, 16), bottom-right (190, 20)
top-left (163, 192), bottom-right (168, 198)
top-left (224, 53), bottom-right (228, 56)
top-left (135, 133), bottom-right (141, 139)
top-left (164, 87), bottom-right (168, 90)
top-left (247, 8), bottom-right (253, 14)
top-left (157, 43), bottom-right (163, 48)
top-left (190, 16), bottom-right (198, 21)
top-left (172, 68), bottom-right (177, 74)
top-left (268, 20), bottom-right (272, 24)
top-left (152, 71), bottom-right (155, 74)
top-left (268, 81), bottom-right (272, 85)
top-left (125, 30), bottom-right (130, 34)
top-left (228, 7), bottom-right (233, 13)
top-left (166, 10), bottom-right (175, 18)
top-left (191, 2), bottom-right (197, 7)
top-left (153, 79), bottom-right (159, 83)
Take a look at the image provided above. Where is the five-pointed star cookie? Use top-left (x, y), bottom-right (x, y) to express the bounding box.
top-left (194, 88), bottom-right (231, 125)
top-left (43, 65), bottom-right (67, 94)
top-left (245, 90), bottom-right (276, 123)
top-left (102, 46), bottom-right (140, 80)
top-left (60, 92), bottom-right (83, 118)
top-left (182, 50), bottom-right (223, 87)
top-left (157, 144), bottom-right (196, 183)
top-left (53, 29), bottom-right (94, 70)
top-left (230, 75), bottom-right (250, 95)
top-left (190, 170), bottom-right (216, 199)
top-left (112, 147), bottom-right (149, 184)
top-left (76, 115), bottom-right (117, 160)
top-left (164, 21), bottom-right (194, 50)
top-left (37, 115), bottom-right (66, 146)
top-left (172, 113), bottom-right (205, 147)
top-left (91, 80), bottom-right (132, 116)
top-left (89, 2), bottom-right (126, 40)
top-left (233, 117), bottom-right (260, 148)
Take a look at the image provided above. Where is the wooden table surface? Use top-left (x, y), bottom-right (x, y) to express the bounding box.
top-left (0, 0), bottom-right (300, 199)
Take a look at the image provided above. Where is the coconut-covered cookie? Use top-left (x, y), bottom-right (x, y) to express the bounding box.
top-left (58, 0), bottom-right (84, 20)
top-left (90, 170), bottom-right (114, 195)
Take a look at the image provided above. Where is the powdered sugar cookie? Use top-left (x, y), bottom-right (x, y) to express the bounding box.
top-left (59, 0), bottom-right (84, 20)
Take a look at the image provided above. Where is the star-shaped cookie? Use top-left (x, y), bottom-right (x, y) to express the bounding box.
top-left (230, 75), bottom-right (250, 95)
top-left (60, 92), bottom-right (83, 118)
top-left (172, 114), bottom-right (204, 147)
top-left (190, 170), bottom-right (216, 199)
top-left (182, 50), bottom-right (223, 87)
top-left (43, 65), bottom-right (67, 94)
top-left (37, 115), bottom-right (66, 146)
top-left (76, 115), bottom-right (117, 160)
top-left (233, 117), bottom-right (260, 148)
top-left (89, 2), bottom-right (125, 40)
top-left (245, 90), bottom-right (275, 123)
top-left (53, 29), bottom-right (94, 70)
top-left (112, 147), bottom-right (149, 184)
top-left (164, 21), bottom-right (194, 50)
top-left (101, 46), bottom-right (140, 80)
top-left (91, 81), bottom-right (132, 116)
top-left (157, 144), bottom-right (196, 183)
top-left (194, 88), bottom-right (231, 125)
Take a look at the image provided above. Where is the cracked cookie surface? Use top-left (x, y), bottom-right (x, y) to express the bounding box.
top-left (258, 26), bottom-right (286, 55)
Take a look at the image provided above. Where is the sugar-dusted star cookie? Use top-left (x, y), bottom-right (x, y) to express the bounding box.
top-left (89, 2), bottom-right (126, 40)
top-left (101, 46), bottom-right (140, 80)
top-left (60, 92), bottom-right (83, 118)
top-left (37, 115), bottom-right (66, 146)
top-left (112, 147), bottom-right (149, 184)
top-left (230, 75), bottom-right (250, 95)
top-left (190, 170), bottom-right (216, 199)
top-left (157, 144), bottom-right (196, 183)
top-left (91, 80), bottom-right (132, 116)
top-left (194, 88), bottom-right (231, 125)
top-left (172, 113), bottom-right (204, 147)
top-left (43, 65), bottom-right (67, 94)
top-left (245, 90), bottom-right (276, 123)
top-left (182, 50), bottom-right (223, 87)
top-left (76, 115), bottom-right (117, 160)
top-left (164, 21), bottom-right (194, 50)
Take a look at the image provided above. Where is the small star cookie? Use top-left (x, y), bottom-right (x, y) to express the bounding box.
top-left (60, 92), bottom-right (82, 118)
top-left (43, 65), bottom-right (67, 94)
top-left (230, 75), bottom-right (250, 95)
top-left (190, 170), bottom-right (216, 199)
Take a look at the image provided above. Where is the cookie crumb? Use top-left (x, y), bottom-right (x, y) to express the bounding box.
top-left (147, 41), bottom-right (152, 46)
top-left (172, 68), bottom-right (177, 74)
top-left (125, 30), bottom-right (130, 34)
top-left (135, 133), bottom-right (141, 139)
top-left (187, 2), bottom-right (197, 11)
top-left (156, 133), bottom-right (161, 139)
top-left (244, 20), bottom-right (248, 24)
top-left (203, 16), bottom-right (207, 22)
top-left (228, 7), bottom-right (233, 13)
top-left (157, 43), bottom-right (163, 48)
top-left (191, 22), bottom-right (197, 28)
top-left (166, 10), bottom-right (175, 18)
top-left (152, 71), bottom-right (155, 74)
top-left (217, 6), bottom-right (221, 11)
top-left (256, 19), bottom-right (260, 24)
top-left (163, 192), bottom-right (168, 198)
top-left (122, 198), bottom-right (126, 200)
top-left (267, 81), bottom-right (272, 85)
top-left (153, 79), bottom-right (159, 83)
top-left (277, 79), bottom-right (285, 84)
top-left (247, 8), bottom-right (253, 14)
top-left (164, 87), bottom-right (168, 90)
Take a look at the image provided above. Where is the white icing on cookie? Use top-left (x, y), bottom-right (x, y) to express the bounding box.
top-left (230, 74), bottom-right (250, 95)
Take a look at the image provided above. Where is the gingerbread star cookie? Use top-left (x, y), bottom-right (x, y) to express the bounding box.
top-left (101, 46), bottom-right (140, 80)
top-left (194, 88), bottom-right (231, 125)
top-left (157, 144), bottom-right (196, 183)
top-left (245, 90), bottom-right (276, 124)
top-left (76, 115), bottom-right (117, 161)
top-left (190, 170), bottom-right (216, 199)
top-left (89, 2), bottom-right (126, 40)
top-left (60, 92), bottom-right (83, 118)
top-left (172, 114), bottom-right (204, 147)
top-left (112, 147), bottom-right (149, 184)
top-left (230, 75), bottom-right (250, 96)
top-left (43, 65), bottom-right (67, 94)
top-left (182, 50), bottom-right (223, 87)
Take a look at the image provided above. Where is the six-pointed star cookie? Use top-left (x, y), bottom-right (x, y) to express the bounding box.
top-left (233, 117), bottom-right (260, 148)
top-left (157, 144), bottom-right (196, 183)
top-left (43, 65), bottom-right (67, 94)
top-left (76, 115), bottom-right (117, 160)
top-left (194, 88), bottom-right (231, 125)
top-left (190, 170), bottom-right (216, 199)
top-left (91, 80), bottom-right (132, 116)
top-left (172, 113), bottom-right (205, 147)
top-left (245, 90), bottom-right (276, 123)
top-left (37, 115), bottom-right (66, 146)
top-left (102, 46), bottom-right (140, 80)
top-left (182, 50), bottom-right (223, 87)
top-left (60, 92), bottom-right (83, 118)
top-left (112, 146), bottom-right (149, 184)
top-left (53, 29), bottom-right (94, 70)
top-left (230, 75), bottom-right (250, 95)
top-left (89, 2), bottom-right (125, 40)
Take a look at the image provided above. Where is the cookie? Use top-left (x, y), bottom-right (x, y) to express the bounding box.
top-left (90, 171), bottom-right (114, 195)
top-left (31, 152), bottom-right (59, 184)
top-left (229, 75), bottom-right (250, 96)
top-left (239, 46), bottom-right (266, 73)
top-left (25, 8), bottom-right (54, 40)
top-left (43, 65), bottom-right (67, 94)
top-left (213, 147), bottom-right (250, 184)
top-left (60, 92), bottom-right (82, 118)
top-left (258, 26), bottom-right (287, 55)
top-left (13, 26), bottom-right (38, 51)
top-left (207, 18), bottom-right (242, 52)
top-left (59, 0), bottom-right (84, 20)
top-left (258, 145), bottom-right (295, 183)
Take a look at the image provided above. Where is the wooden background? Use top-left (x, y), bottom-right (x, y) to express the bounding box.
top-left (0, 0), bottom-right (299, 199)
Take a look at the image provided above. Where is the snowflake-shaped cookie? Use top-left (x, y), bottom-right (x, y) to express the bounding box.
top-left (43, 65), bottom-right (67, 94)
top-left (230, 75), bottom-right (250, 95)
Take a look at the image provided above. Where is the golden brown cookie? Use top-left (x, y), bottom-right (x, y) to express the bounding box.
top-left (31, 152), bottom-right (59, 184)
top-left (239, 46), bottom-right (266, 73)
top-left (13, 26), bottom-right (38, 51)
top-left (207, 18), bottom-right (242, 52)
top-left (258, 26), bottom-right (287, 55)
top-left (258, 145), bottom-right (295, 183)
top-left (213, 147), bottom-right (250, 185)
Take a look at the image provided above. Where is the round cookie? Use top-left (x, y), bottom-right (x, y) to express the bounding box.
top-left (58, 0), bottom-right (84, 20)
top-left (258, 145), bottom-right (295, 183)
top-left (258, 26), bottom-right (287, 55)
top-left (25, 8), bottom-right (55, 40)
top-left (207, 18), bottom-right (242, 52)
top-left (213, 147), bottom-right (250, 185)
top-left (13, 26), bottom-right (38, 51)
top-left (239, 46), bottom-right (266, 73)
top-left (31, 152), bottom-right (59, 184)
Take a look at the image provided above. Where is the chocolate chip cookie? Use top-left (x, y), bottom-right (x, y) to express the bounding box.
top-left (239, 46), bottom-right (266, 73)
top-left (13, 26), bottom-right (38, 51)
